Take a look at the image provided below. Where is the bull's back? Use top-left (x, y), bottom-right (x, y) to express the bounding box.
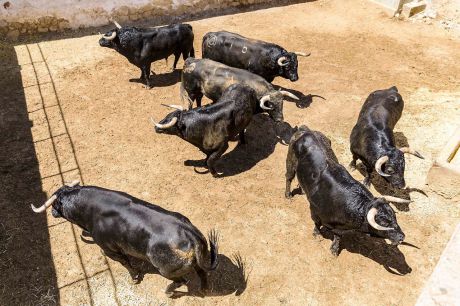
top-left (203, 31), bottom-right (257, 66)
top-left (300, 160), bottom-right (372, 230)
top-left (79, 188), bottom-right (199, 258)
top-left (144, 24), bottom-right (193, 59)
top-left (185, 58), bottom-right (270, 100)
top-left (351, 95), bottom-right (402, 156)
top-left (203, 31), bottom-right (277, 78)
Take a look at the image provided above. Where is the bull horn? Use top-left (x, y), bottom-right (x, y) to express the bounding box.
top-left (102, 31), bottom-right (117, 41)
top-left (399, 147), bottom-right (424, 159)
top-left (67, 180), bottom-right (80, 187)
top-left (382, 195), bottom-right (412, 204)
top-left (277, 56), bottom-right (288, 67)
top-left (259, 95), bottom-right (273, 110)
top-left (367, 207), bottom-right (393, 231)
top-left (113, 20), bottom-right (122, 29)
top-left (375, 155), bottom-right (390, 177)
top-left (279, 90), bottom-right (300, 100)
top-left (150, 116), bottom-right (177, 129)
top-left (294, 51), bottom-right (311, 57)
top-left (161, 104), bottom-right (184, 111)
top-left (31, 194), bottom-right (57, 213)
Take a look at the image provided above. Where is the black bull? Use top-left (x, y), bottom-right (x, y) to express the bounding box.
top-left (349, 86), bottom-right (424, 189)
top-left (181, 58), bottom-right (300, 122)
top-left (99, 22), bottom-right (194, 88)
top-left (31, 181), bottom-right (218, 297)
top-left (285, 126), bottom-right (409, 256)
top-left (202, 31), bottom-right (310, 82)
top-left (152, 84), bottom-right (269, 177)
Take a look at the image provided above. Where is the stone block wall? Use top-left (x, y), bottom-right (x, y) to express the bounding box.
top-left (0, 0), bottom-right (287, 40)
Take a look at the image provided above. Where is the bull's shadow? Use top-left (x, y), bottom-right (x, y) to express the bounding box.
top-left (355, 131), bottom-right (427, 212)
top-left (273, 85), bottom-right (326, 109)
top-left (185, 115), bottom-right (296, 177)
top-left (129, 68), bottom-right (182, 88)
top-left (319, 230), bottom-right (413, 275)
top-left (130, 253), bottom-right (249, 298)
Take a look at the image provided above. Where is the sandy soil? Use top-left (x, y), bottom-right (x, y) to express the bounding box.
top-left (1, 0), bottom-right (460, 305)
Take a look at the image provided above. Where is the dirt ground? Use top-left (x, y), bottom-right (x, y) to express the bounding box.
top-left (1, 0), bottom-right (460, 305)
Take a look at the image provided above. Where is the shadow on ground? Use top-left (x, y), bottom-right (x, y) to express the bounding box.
top-left (184, 115), bottom-right (297, 177)
top-left (129, 69), bottom-right (182, 88)
top-left (274, 85), bottom-right (326, 109)
top-left (130, 253), bottom-right (249, 298)
top-left (320, 230), bottom-right (413, 275)
top-left (0, 44), bottom-right (59, 305)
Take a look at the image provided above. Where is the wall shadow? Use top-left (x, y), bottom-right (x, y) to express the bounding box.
top-left (0, 45), bottom-right (59, 304)
top-left (184, 115), bottom-right (297, 177)
top-left (320, 230), bottom-right (412, 275)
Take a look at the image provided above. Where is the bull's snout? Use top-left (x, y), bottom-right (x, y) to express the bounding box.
top-left (392, 181), bottom-right (406, 189)
top-left (154, 126), bottom-right (163, 134)
top-left (51, 207), bottom-right (61, 218)
top-left (98, 38), bottom-right (111, 48)
top-left (391, 232), bottom-right (405, 246)
top-left (289, 74), bottom-right (299, 82)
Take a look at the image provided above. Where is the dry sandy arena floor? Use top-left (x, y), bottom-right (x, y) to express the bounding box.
top-left (1, 0), bottom-right (460, 305)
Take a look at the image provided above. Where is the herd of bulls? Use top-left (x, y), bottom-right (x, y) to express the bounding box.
top-left (31, 22), bottom-right (424, 297)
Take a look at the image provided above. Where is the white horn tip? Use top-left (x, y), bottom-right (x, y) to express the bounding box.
top-left (67, 180), bottom-right (80, 187)
top-left (31, 204), bottom-right (43, 213)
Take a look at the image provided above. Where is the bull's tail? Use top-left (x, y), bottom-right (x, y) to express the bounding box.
top-left (180, 80), bottom-right (194, 109)
top-left (196, 229), bottom-right (219, 271)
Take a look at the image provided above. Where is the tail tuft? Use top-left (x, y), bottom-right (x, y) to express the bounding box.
top-left (208, 229), bottom-right (219, 270)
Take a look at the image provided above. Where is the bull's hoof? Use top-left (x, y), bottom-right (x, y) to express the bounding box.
top-left (362, 178), bottom-right (371, 187)
top-left (312, 227), bottom-right (321, 237)
top-left (285, 191), bottom-right (292, 199)
top-left (131, 274), bottom-right (143, 284)
top-left (349, 161), bottom-right (357, 172)
top-left (210, 170), bottom-right (223, 178)
top-left (165, 291), bottom-right (175, 298)
top-left (330, 247), bottom-right (340, 257)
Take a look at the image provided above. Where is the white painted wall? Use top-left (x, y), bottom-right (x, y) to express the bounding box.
top-left (0, 0), bottom-right (192, 28)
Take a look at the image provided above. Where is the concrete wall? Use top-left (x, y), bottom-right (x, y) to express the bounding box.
top-left (370, 0), bottom-right (413, 14)
top-left (0, 0), bottom-right (273, 40)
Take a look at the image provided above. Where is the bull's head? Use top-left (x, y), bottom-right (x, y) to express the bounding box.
top-left (260, 90), bottom-right (300, 122)
top-left (30, 181), bottom-right (80, 217)
top-left (366, 198), bottom-right (405, 245)
top-left (375, 147), bottom-right (424, 189)
top-left (98, 21), bottom-right (122, 49)
top-left (151, 105), bottom-right (184, 136)
top-left (277, 52), bottom-right (310, 82)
